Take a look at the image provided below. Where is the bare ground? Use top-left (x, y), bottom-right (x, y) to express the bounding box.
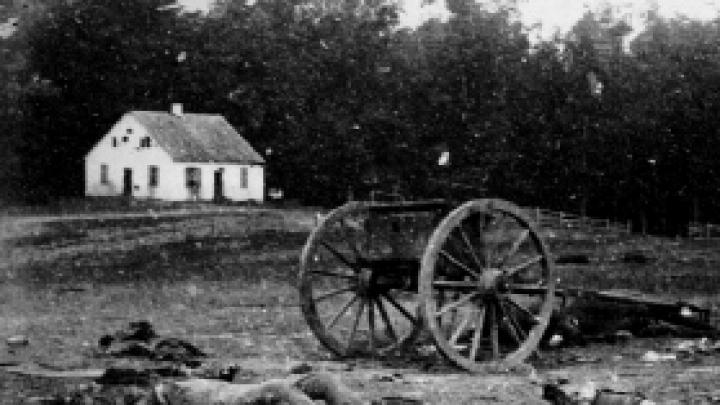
top-left (1, 207), bottom-right (720, 404)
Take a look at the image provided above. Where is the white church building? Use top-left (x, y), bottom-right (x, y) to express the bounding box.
top-left (85, 104), bottom-right (265, 202)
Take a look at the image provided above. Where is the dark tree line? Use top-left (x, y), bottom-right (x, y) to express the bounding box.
top-left (2, 0), bottom-right (720, 234)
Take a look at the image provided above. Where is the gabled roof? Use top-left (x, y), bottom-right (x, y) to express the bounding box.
top-left (128, 111), bottom-right (265, 164)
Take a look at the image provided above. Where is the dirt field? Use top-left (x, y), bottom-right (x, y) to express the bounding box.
top-left (2, 207), bottom-right (720, 404)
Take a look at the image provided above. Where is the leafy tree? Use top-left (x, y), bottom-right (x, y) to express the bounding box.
top-left (18, 0), bottom-right (197, 200)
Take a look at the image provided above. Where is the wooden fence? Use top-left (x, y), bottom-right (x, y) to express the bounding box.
top-left (687, 222), bottom-right (720, 239)
top-left (524, 207), bottom-right (632, 240)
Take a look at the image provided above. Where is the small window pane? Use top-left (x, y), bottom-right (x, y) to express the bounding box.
top-left (186, 167), bottom-right (201, 188)
top-left (148, 166), bottom-right (158, 187)
top-left (240, 167), bottom-right (248, 189)
top-left (100, 164), bottom-right (109, 184)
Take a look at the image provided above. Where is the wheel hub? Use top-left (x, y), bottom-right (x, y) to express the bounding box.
top-left (478, 269), bottom-right (506, 292)
top-left (357, 268), bottom-right (375, 297)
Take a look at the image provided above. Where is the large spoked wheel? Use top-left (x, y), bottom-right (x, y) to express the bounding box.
top-left (299, 202), bottom-right (422, 357)
top-left (419, 199), bottom-right (556, 371)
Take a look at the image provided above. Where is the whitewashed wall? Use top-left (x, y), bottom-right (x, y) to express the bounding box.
top-left (85, 114), bottom-right (265, 202)
top-left (173, 163), bottom-right (264, 202)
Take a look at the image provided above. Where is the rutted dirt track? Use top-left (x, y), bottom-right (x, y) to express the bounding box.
top-left (2, 208), bottom-right (720, 404)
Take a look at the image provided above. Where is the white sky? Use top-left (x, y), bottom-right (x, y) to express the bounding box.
top-left (519, 0), bottom-right (719, 41)
top-left (179, 0), bottom-right (720, 35)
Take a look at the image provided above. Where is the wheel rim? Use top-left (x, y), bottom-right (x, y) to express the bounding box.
top-left (299, 202), bottom-right (422, 357)
top-left (419, 199), bottom-right (556, 371)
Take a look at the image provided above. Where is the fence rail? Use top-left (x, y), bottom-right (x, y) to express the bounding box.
top-left (688, 222), bottom-right (720, 239)
top-left (524, 207), bottom-right (631, 239)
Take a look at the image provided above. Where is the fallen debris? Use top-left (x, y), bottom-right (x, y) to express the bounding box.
top-left (95, 367), bottom-right (155, 386)
top-left (560, 291), bottom-right (718, 342)
top-left (98, 321), bottom-right (205, 366)
top-left (32, 370), bottom-right (366, 405)
top-left (155, 372), bottom-right (364, 405)
top-left (543, 382), bottom-right (652, 405)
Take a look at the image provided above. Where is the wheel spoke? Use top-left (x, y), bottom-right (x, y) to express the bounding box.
top-left (328, 295), bottom-right (359, 329)
top-left (347, 298), bottom-right (366, 351)
top-left (504, 254), bottom-right (543, 278)
top-left (440, 249), bottom-right (480, 279)
top-left (470, 305), bottom-right (486, 361)
top-left (368, 297), bottom-right (376, 354)
top-left (320, 240), bottom-right (356, 269)
top-left (503, 295), bottom-right (539, 324)
top-left (488, 302), bottom-right (499, 359)
top-left (435, 292), bottom-right (479, 317)
top-left (381, 293), bottom-right (417, 324)
top-left (506, 283), bottom-right (548, 295)
top-left (497, 230), bottom-right (529, 268)
top-left (449, 309), bottom-right (471, 347)
top-left (502, 299), bottom-right (527, 341)
top-left (456, 225), bottom-right (484, 271)
top-left (480, 212), bottom-right (503, 266)
top-left (432, 280), bottom-right (477, 289)
top-left (374, 297), bottom-right (398, 343)
top-left (315, 286), bottom-right (356, 302)
top-left (497, 299), bottom-right (522, 346)
top-left (310, 269), bottom-right (356, 280)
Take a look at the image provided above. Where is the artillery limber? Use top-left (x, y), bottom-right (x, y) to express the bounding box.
top-left (298, 198), bottom-right (556, 372)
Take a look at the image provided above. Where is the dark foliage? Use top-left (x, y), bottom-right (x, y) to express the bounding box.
top-left (3, 1), bottom-right (720, 234)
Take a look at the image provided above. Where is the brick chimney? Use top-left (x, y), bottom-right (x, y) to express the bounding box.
top-left (171, 103), bottom-right (183, 117)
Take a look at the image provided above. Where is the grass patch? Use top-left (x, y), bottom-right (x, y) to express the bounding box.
top-left (3, 208), bottom-right (720, 375)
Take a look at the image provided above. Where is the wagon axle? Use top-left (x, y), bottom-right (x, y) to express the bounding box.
top-left (354, 259), bottom-right (419, 295)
